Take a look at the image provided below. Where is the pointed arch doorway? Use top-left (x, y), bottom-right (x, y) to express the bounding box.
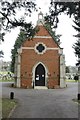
top-left (35, 64), bottom-right (45, 86)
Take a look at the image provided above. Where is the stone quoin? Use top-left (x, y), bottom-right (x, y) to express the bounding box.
top-left (14, 12), bottom-right (66, 89)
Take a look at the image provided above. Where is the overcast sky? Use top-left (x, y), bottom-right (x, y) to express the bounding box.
top-left (0, 0), bottom-right (78, 66)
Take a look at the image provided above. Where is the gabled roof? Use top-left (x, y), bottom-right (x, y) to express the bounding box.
top-left (35, 22), bottom-right (61, 48)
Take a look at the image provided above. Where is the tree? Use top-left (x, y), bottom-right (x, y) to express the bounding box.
top-left (73, 18), bottom-right (80, 66)
top-left (46, 1), bottom-right (80, 65)
top-left (10, 29), bottom-right (25, 73)
top-left (66, 66), bottom-right (70, 73)
top-left (45, 1), bottom-right (80, 28)
top-left (0, 50), bottom-right (4, 58)
top-left (0, 0), bottom-right (37, 41)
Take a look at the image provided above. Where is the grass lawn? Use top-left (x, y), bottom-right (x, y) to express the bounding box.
top-left (0, 78), bottom-right (14, 82)
top-left (72, 99), bottom-right (80, 104)
top-left (66, 79), bottom-right (80, 82)
top-left (1, 98), bottom-right (17, 118)
top-left (0, 71), bottom-right (14, 82)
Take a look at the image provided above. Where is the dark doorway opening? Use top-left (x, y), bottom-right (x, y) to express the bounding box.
top-left (35, 64), bottom-right (45, 86)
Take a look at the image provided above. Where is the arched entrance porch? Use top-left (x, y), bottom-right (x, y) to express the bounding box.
top-left (32, 62), bottom-right (48, 88)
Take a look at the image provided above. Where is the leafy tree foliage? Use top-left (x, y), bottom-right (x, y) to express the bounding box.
top-left (0, 50), bottom-right (4, 58)
top-left (73, 18), bottom-right (80, 66)
top-left (10, 29), bottom-right (26, 73)
top-left (46, 1), bottom-right (80, 65)
top-left (66, 66), bottom-right (70, 73)
top-left (0, 0), bottom-right (37, 41)
top-left (45, 1), bottom-right (80, 28)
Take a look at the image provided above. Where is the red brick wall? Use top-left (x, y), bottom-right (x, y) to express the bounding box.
top-left (20, 25), bottom-right (60, 88)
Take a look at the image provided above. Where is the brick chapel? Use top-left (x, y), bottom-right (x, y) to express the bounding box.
top-left (14, 12), bottom-right (66, 89)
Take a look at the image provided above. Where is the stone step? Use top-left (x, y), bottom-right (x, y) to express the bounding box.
top-left (34, 86), bottom-right (48, 89)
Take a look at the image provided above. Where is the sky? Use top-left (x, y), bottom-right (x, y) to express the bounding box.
top-left (0, 0), bottom-right (78, 66)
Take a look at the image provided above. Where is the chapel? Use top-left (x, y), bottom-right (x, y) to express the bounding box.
top-left (14, 12), bottom-right (66, 89)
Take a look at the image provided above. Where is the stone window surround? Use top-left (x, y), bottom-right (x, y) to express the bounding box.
top-left (34, 42), bottom-right (47, 54)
